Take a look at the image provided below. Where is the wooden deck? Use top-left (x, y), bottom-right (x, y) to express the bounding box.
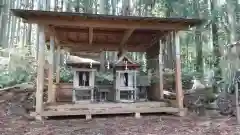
top-left (41, 101), bottom-right (185, 119)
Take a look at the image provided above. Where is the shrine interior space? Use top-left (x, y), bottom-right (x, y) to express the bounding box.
top-left (11, 9), bottom-right (203, 120)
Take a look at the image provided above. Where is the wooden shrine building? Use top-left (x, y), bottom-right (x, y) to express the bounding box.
top-left (11, 9), bottom-right (203, 120)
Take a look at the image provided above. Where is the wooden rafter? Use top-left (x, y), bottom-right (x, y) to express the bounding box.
top-left (120, 29), bottom-right (134, 47)
top-left (89, 27), bottom-right (93, 45)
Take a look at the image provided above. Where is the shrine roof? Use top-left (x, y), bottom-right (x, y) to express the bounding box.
top-left (11, 9), bottom-right (202, 26)
top-left (11, 9), bottom-right (204, 52)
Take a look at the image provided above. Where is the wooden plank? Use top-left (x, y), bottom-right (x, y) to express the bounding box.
top-left (36, 25), bottom-right (45, 114)
top-left (120, 29), bottom-right (134, 47)
top-left (26, 17), bottom-right (189, 31)
top-left (47, 35), bottom-right (55, 103)
top-left (174, 31), bottom-right (184, 113)
top-left (41, 107), bottom-right (181, 117)
top-left (45, 101), bottom-right (168, 110)
top-left (58, 83), bottom-right (73, 89)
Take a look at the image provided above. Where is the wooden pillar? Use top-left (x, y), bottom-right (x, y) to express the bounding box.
top-left (174, 31), bottom-right (184, 116)
top-left (36, 25), bottom-right (45, 115)
top-left (47, 36), bottom-right (55, 103)
top-left (159, 40), bottom-right (164, 99)
top-left (100, 51), bottom-right (105, 71)
top-left (56, 46), bottom-right (60, 83)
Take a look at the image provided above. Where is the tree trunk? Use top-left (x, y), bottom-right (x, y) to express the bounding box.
top-left (0, 0), bottom-right (9, 48)
top-left (227, 0), bottom-right (237, 43)
top-left (163, 0), bottom-right (175, 69)
top-left (122, 0), bottom-right (130, 16)
top-left (194, 1), bottom-right (203, 76)
top-left (210, 0), bottom-right (221, 81)
top-left (75, 0), bottom-right (80, 12)
top-left (99, 0), bottom-right (108, 71)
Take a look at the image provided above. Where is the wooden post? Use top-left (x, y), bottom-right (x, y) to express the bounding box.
top-left (174, 31), bottom-right (184, 116)
top-left (235, 82), bottom-right (240, 124)
top-left (36, 25), bottom-right (45, 116)
top-left (100, 51), bottom-right (105, 72)
top-left (56, 46), bottom-right (60, 83)
top-left (47, 36), bottom-right (55, 103)
top-left (159, 40), bottom-right (164, 99)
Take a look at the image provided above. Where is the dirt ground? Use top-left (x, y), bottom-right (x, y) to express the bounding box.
top-left (1, 88), bottom-right (240, 135)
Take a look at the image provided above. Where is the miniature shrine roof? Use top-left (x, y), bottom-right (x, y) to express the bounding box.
top-left (66, 55), bottom-right (100, 69)
top-left (11, 9), bottom-right (204, 53)
top-left (66, 55), bottom-right (100, 64)
top-left (112, 53), bottom-right (140, 68)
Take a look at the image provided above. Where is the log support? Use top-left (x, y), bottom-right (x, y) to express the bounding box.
top-left (56, 46), bottom-right (61, 83)
top-left (174, 31), bottom-right (184, 116)
top-left (36, 25), bottom-right (45, 117)
top-left (47, 35), bottom-right (55, 103)
top-left (159, 40), bottom-right (164, 99)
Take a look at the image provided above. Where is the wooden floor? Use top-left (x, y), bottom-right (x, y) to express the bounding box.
top-left (41, 101), bottom-right (184, 117)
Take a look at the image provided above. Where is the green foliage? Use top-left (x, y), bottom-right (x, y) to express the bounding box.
top-left (0, 68), bottom-right (34, 88)
top-left (163, 70), bottom-right (194, 90)
top-left (59, 66), bottom-right (73, 83)
top-left (0, 47), bottom-right (36, 88)
top-left (95, 71), bottom-right (113, 85)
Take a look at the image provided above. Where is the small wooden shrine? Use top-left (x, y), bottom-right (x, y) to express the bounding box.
top-left (110, 51), bottom-right (140, 102)
top-left (66, 55), bottom-right (100, 103)
top-left (11, 9), bottom-right (203, 120)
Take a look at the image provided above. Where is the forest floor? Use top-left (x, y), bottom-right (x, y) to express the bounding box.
top-left (1, 88), bottom-right (240, 135)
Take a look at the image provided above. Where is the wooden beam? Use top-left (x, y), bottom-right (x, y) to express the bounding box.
top-left (54, 27), bottom-right (160, 36)
top-left (89, 27), bottom-right (93, 45)
top-left (56, 46), bottom-right (61, 83)
top-left (174, 31), bottom-right (184, 116)
top-left (61, 42), bottom-right (146, 48)
top-left (36, 25), bottom-right (45, 115)
top-left (47, 35), bottom-right (55, 103)
top-left (120, 29), bottom-right (134, 47)
top-left (62, 43), bottom-right (146, 52)
top-left (27, 17), bottom-right (189, 30)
